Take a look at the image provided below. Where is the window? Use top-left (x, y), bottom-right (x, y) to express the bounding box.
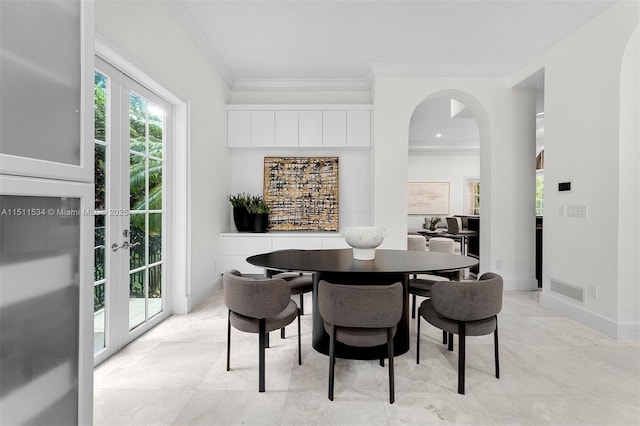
top-left (536, 172), bottom-right (544, 216)
top-left (465, 178), bottom-right (480, 215)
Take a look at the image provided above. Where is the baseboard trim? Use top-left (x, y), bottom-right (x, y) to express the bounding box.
top-left (503, 277), bottom-right (539, 291)
top-left (540, 291), bottom-right (640, 341)
top-left (187, 275), bottom-right (222, 313)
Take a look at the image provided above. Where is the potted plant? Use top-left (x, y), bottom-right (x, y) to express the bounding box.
top-left (428, 216), bottom-right (442, 231)
top-left (228, 192), bottom-right (252, 232)
top-left (247, 195), bottom-right (270, 233)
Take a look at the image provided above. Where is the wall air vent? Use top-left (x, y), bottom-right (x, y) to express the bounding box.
top-left (550, 279), bottom-right (584, 303)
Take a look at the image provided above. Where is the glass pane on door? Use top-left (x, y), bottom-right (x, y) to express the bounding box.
top-left (94, 71), bottom-right (107, 353)
top-left (128, 91), bottom-right (165, 331)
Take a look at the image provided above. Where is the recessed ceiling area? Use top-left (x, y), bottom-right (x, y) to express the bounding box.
top-left (409, 97), bottom-right (479, 151)
top-left (166, 0), bottom-right (616, 89)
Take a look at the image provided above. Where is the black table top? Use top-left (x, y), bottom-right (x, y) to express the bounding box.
top-left (246, 248), bottom-right (478, 275)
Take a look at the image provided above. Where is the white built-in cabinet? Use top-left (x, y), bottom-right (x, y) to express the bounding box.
top-left (251, 110), bottom-right (275, 147)
top-left (322, 110), bottom-right (347, 147)
top-left (275, 110), bottom-right (299, 147)
top-left (227, 105), bottom-right (371, 148)
top-left (226, 110), bottom-right (251, 147)
top-left (298, 110), bottom-right (323, 147)
top-left (0, 0), bottom-right (94, 424)
top-left (221, 232), bottom-right (350, 274)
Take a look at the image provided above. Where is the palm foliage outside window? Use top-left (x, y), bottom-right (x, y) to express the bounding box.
top-left (94, 72), bottom-right (107, 312)
top-left (536, 173), bottom-right (544, 216)
top-left (129, 92), bottom-right (164, 300)
top-left (466, 179), bottom-right (480, 216)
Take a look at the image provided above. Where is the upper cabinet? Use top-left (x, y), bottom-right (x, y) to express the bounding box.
top-left (274, 111), bottom-right (298, 147)
top-left (227, 110), bottom-right (251, 147)
top-left (250, 110), bottom-right (275, 147)
top-left (226, 105), bottom-right (371, 149)
top-left (322, 110), bottom-right (347, 147)
top-left (347, 109), bottom-right (371, 148)
top-left (0, 0), bottom-right (94, 182)
top-left (298, 110), bottom-right (323, 147)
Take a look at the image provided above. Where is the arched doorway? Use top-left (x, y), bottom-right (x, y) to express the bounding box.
top-left (407, 92), bottom-right (484, 273)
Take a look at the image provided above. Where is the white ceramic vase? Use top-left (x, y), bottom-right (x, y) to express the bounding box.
top-left (341, 226), bottom-right (386, 260)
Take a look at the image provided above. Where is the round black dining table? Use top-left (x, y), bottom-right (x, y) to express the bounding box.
top-left (246, 248), bottom-right (478, 360)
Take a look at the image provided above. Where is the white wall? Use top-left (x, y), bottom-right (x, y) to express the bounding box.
top-left (617, 25), bottom-right (639, 334)
top-left (228, 149), bottom-right (372, 231)
top-left (407, 151), bottom-right (480, 231)
top-left (95, 0), bottom-right (230, 311)
top-left (372, 81), bottom-right (537, 291)
top-left (513, 1), bottom-right (639, 338)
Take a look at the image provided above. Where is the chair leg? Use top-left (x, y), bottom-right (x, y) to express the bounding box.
top-left (297, 308), bottom-right (302, 366)
top-left (387, 328), bottom-right (395, 404)
top-left (265, 332), bottom-right (270, 348)
top-left (226, 310), bottom-right (231, 371)
top-left (448, 332), bottom-right (454, 351)
top-left (443, 330), bottom-right (447, 345)
top-left (411, 294), bottom-right (416, 319)
top-left (416, 314), bottom-right (421, 364)
top-left (281, 327), bottom-right (285, 339)
top-left (458, 322), bottom-right (466, 395)
top-left (328, 325), bottom-right (336, 401)
top-left (380, 358), bottom-right (384, 367)
top-left (494, 317), bottom-right (500, 379)
top-left (299, 293), bottom-right (305, 315)
top-left (258, 319), bottom-right (266, 392)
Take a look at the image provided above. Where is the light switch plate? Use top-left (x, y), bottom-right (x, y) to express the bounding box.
top-left (566, 205), bottom-right (588, 218)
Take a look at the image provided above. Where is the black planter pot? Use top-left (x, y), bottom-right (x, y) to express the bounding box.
top-left (233, 207), bottom-right (252, 232)
top-left (253, 213), bottom-right (269, 233)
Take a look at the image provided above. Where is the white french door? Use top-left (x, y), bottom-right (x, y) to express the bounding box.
top-left (94, 57), bottom-right (172, 364)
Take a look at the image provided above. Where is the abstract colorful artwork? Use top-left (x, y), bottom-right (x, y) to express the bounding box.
top-left (264, 157), bottom-right (339, 231)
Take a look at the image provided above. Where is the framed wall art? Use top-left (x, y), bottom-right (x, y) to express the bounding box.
top-left (407, 181), bottom-right (450, 215)
top-left (263, 157), bottom-right (339, 231)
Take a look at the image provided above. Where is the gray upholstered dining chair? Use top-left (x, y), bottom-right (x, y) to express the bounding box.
top-left (408, 236), bottom-right (456, 319)
top-left (223, 270), bottom-right (301, 392)
top-left (416, 272), bottom-right (503, 394)
top-left (317, 280), bottom-right (403, 404)
top-left (270, 271), bottom-right (313, 315)
top-left (267, 250), bottom-right (314, 316)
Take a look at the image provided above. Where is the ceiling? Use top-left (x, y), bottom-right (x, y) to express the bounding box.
top-left (166, 0), bottom-right (615, 90)
top-left (409, 97), bottom-right (480, 150)
top-left (164, 0), bottom-right (613, 150)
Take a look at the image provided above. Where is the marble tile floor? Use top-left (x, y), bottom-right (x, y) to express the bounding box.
top-left (94, 290), bottom-right (640, 426)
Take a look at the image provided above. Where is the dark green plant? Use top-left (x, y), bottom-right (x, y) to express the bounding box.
top-left (429, 216), bottom-right (442, 227)
top-left (245, 195), bottom-right (270, 214)
top-left (228, 192), bottom-right (250, 208)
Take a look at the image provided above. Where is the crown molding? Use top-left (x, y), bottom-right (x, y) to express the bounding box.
top-left (232, 78), bottom-right (372, 92)
top-left (370, 62), bottom-right (512, 78)
top-left (163, 0), bottom-right (235, 88)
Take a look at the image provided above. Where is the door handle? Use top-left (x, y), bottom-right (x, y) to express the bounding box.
top-left (111, 241), bottom-right (140, 252)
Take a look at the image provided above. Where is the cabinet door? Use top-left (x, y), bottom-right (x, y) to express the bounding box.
top-left (272, 237), bottom-right (323, 250)
top-left (322, 110), bottom-right (347, 147)
top-left (0, 175), bottom-right (93, 426)
top-left (227, 110), bottom-right (251, 147)
top-left (0, 0), bottom-right (93, 182)
top-left (221, 235), bottom-right (272, 274)
top-left (275, 110), bottom-right (299, 147)
top-left (298, 111), bottom-right (323, 147)
top-left (347, 110), bottom-right (371, 147)
top-left (251, 110), bottom-right (275, 147)
top-left (321, 237), bottom-right (350, 249)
